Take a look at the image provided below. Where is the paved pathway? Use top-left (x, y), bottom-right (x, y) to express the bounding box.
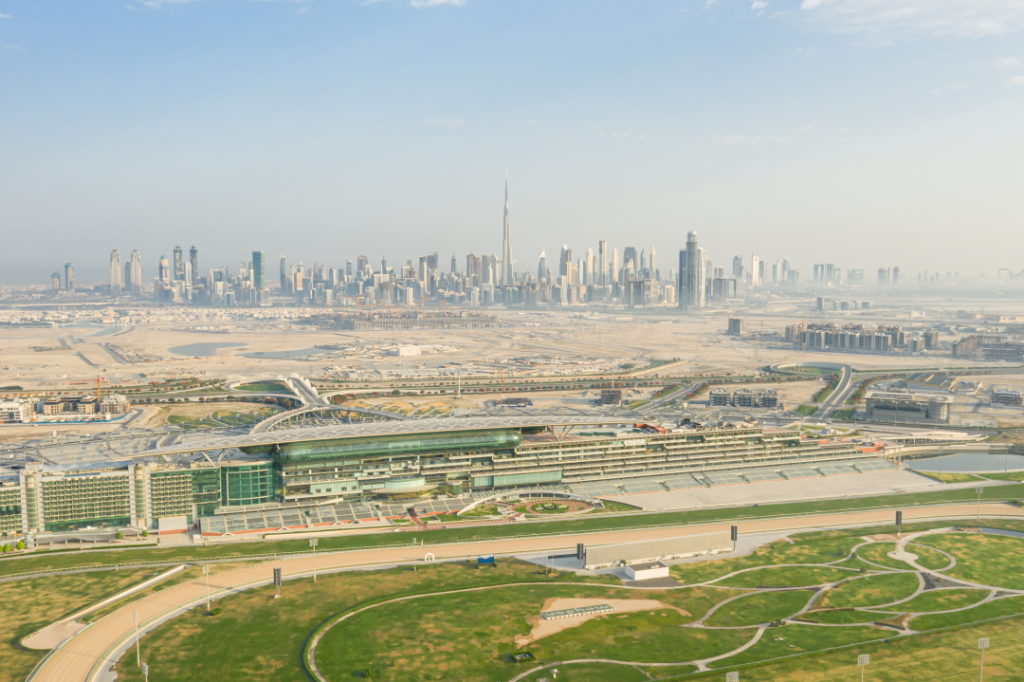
top-left (29, 502), bottom-right (1024, 682)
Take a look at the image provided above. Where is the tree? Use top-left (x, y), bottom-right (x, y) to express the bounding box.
top-left (15, 540), bottom-right (24, 550)
top-left (114, 530), bottom-right (124, 540)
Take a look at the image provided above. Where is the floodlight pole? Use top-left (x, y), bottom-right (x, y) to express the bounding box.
top-left (978, 637), bottom-right (989, 682)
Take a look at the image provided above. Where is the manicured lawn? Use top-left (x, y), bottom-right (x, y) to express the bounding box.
top-left (882, 588), bottom-right (989, 614)
top-left (708, 624), bottom-right (888, 668)
top-left (719, 565), bottom-right (858, 588)
top-left (672, 531), bottom-right (863, 584)
top-left (910, 595), bottom-right (1024, 631)
top-left (314, 584), bottom-right (756, 681)
top-left (856, 542), bottom-right (912, 570)
top-left (817, 573), bottom-right (920, 609)
top-left (705, 590), bottom-right (815, 627)
top-left (905, 542), bottom-right (953, 570)
top-left (692, 616), bottom-right (1024, 680)
top-left (800, 608), bottom-right (887, 624)
top-left (519, 662), bottom-right (654, 682)
top-left (530, 612), bottom-right (756, 666)
top-left (234, 381), bottom-right (293, 394)
top-left (914, 532), bottom-right (1024, 589)
top-left (915, 471), bottom-right (983, 484)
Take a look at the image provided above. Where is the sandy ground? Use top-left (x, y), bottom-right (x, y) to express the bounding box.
top-left (513, 597), bottom-right (688, 646)
top-left (31, 502), bottom-right (1024, 682)
top-left (603, 469), bottom-right (946, 511)
top-left (1, 308), bottom-right (1009, 394)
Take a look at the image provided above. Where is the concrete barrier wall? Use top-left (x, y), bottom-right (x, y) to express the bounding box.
top-left (584, 531), bottom-right (732, 569)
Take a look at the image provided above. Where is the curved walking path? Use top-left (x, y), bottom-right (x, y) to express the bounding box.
top-left (29, 502), bottom-right (1024, 682)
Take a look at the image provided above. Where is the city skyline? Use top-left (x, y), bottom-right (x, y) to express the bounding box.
top-left (2, 1), bottom-right (1024, 281)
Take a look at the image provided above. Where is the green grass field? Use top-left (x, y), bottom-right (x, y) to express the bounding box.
top-left (816, 572), bottom-right (920, 609)
top-left (704, 590), bottom-right (814, 627)
top-left (98, 527), bottom-right (1024, 682)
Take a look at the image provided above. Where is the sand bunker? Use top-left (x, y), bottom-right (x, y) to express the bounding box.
top-left (515, 597), bottom-right (690, 646)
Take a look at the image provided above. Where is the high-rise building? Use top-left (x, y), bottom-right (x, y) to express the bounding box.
top-left (750, 255), bottom-right (761, 288)
top-left (731, 255), bottom-right (744, 279)
top-left (188, 245), bottom-right (199, 285)
top-left (279, 256), bottom-right (289, 292)
top-left (678, 231), bottom-right (705, 310)
top-left (173, 245), bottom-right (184, 281)
top-left (501, 179), bottom-right (513, 286)
top-left (537, 250), bottom-right (547, 282)
top-left (597, 240), bottom-right (608, 286)
top-left (129, 250), bottom-right (143, 295)
top-left (559, 245), bottom-right (572, 279)
top-left (63, 262), bottom-right (75, 292)
top-left (109, 250), bottom-right (122, 296)
top-left (50, 272), bottom-right (61, 291)
top-left (252, 251), bottom-right (266, 291)
top-left (158, 256), bottom-right (170, 285)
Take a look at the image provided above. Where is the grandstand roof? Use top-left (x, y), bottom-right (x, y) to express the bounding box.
top-left (117, 414), bottom-right (647, 461)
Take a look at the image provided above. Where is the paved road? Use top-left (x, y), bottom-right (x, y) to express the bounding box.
top-left (29, 502), bottom-right (1024, 682)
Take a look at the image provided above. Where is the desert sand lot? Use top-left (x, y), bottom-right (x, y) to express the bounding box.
top-left (514, 597), bottom-right (688, 646)
top-left (0, 309), bottom-right (1005, 394)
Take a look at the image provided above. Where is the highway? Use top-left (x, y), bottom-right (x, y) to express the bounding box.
top-left (813, 363), bottom-right (854, 419)
top-left (28, 502), bottom-right (1024, 682)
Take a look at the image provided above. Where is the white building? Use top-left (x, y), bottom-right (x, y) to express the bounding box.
top-left (0, 399), bottom-right (34, 424)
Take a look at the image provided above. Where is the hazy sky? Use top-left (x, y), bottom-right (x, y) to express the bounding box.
top-left (2, 0), bottom-right (1024, 284)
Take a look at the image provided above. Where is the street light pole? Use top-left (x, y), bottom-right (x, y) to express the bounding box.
top-left (978, 637), bottom-right (989, 682)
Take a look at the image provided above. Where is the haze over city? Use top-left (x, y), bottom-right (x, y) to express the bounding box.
top-left (7, 2), bottom-right (1024, 681)
top-left (3, 0), bottom-right (1024, 282)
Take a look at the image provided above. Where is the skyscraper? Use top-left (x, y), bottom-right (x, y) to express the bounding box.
top-left (109, 250), bottom-right (123, 296)
top-left (173, 245), bottom-right (184, 281)
top-left (64, 262), bottom-right (75, 292)
top-left (678, 231), bottom-right (705, 310)
top-left (252, 251), bottom-right (266, 291)
top-left (158, 256), bottom-right (170, 285)
top-left (597, 240), bottom-right (608, 286)
top-left (501, 178), bottom-right (513, 286)
top-left (129, 250), bottom-right (143, 295)
top-left (189, 245), bottom-right (199, 285)
top-left (537, 250), bottom-right (547, 282)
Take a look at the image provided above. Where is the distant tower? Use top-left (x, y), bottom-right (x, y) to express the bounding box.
top-left (501, 178), bottom-right (513, 286)
top-left (63, 262), bottom-right (75, 292)
top-left (129, 250), bottom-right (143, 295)
top-left (252, 251), bottom-right (266, 291)
top-left (109, 250), bottom-right (123, 296)
top-left (189, 245), bottom-right (199, 285)
top-left (537, 250), bottom-right (547, 282)
top-left (279, 256), bottom-right (288, 292)
top-left (173, 245), bottom-right (184, 281)
top-left (678, 231), bottom-right (706, 310)
top-left (158, 255), bottom-right (171, 285)
top-left (50, 272), bottom-right (61, 292)
top-left (597, 240), bottom-right (608, 286)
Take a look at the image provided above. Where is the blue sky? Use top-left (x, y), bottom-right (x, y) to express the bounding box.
top-left (2, 0), bottom-right (1023, 283)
